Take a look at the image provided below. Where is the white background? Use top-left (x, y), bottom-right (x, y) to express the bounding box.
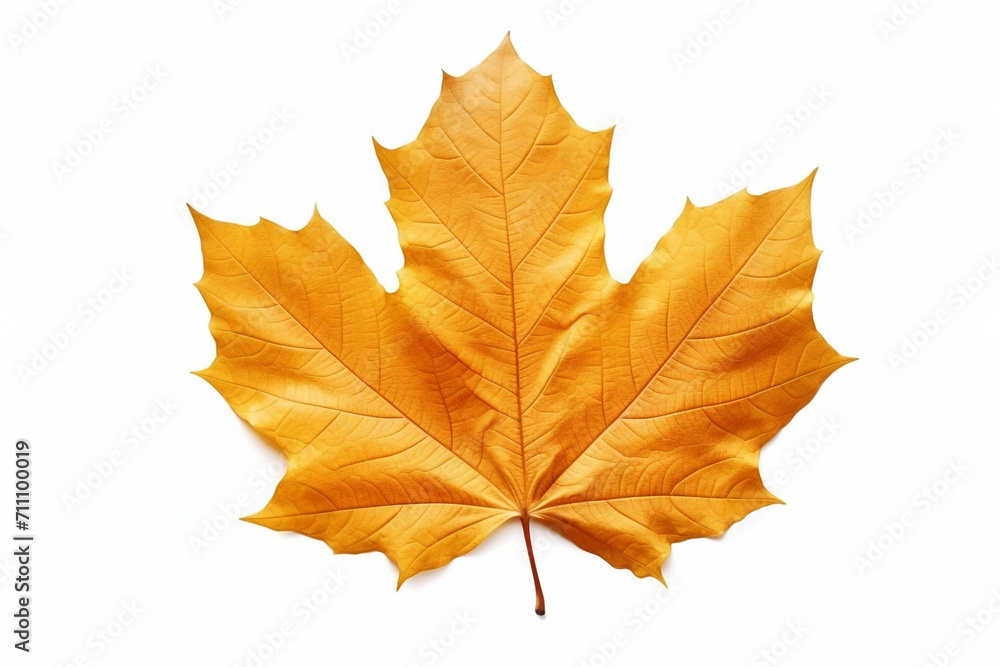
top-left (2, 0), bottom-right (999, 665)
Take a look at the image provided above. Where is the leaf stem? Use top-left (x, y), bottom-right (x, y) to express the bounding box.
top-left (520, 514), bottom-right (545, 616)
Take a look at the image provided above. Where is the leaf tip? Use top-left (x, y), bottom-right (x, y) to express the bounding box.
top-left (241, 513), bottom-right (267, 527)
top-left (493, 29), bottom-right (523, 64)
top-left (800, 167), bottom-right (819, 191)
top-left (187, 204), bottom-right (209, 228)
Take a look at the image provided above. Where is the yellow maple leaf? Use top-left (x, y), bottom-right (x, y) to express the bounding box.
top-left (192, 35), bottom-right (852, 615)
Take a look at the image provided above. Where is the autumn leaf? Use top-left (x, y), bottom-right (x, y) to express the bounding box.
top-left (191, 34), bottom-right (852, 615)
